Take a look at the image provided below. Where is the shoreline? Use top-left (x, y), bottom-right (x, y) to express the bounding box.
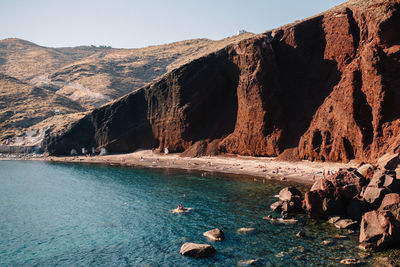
top-left (1, 150), bottom-right (357, 186)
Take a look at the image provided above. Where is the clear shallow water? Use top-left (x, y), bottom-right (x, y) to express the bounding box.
top-left (0, 160), bottom-right (368, 266)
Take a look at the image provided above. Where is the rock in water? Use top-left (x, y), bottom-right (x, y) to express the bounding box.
top-left (237, 227), bottom-right (256, 234)
top-left (180, 242), bottom-right (216, 258)
top-left (203, 228), bottom-right (225, 241)
top-left (237, 259), bottom-right (262, 266)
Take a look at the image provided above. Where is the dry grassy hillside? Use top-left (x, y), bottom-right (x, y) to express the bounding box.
top-left (0, 38), bottom-right (109, 80)
top-left (0, 73), bottom-right (85, 141)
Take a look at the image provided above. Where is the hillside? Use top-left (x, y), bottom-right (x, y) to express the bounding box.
top-left (0, 73), bottom-right (85, 141)
top-left (44, 0), bottom-right (400, 163)
top-left (0, 38), bottom-right (108, 80)
top-left (34, 33), bottom-right (255, 108)
top-left (0, 33), bottom-right (254, 143)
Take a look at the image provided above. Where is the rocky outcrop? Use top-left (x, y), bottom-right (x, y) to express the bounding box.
top-left (44, 0), bottom-right (400, 163)
top-left (303, 168), bottom-right (367, 218)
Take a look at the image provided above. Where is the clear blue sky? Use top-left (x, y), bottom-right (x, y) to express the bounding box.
top-left (0, 0), bottom-right (346, 48)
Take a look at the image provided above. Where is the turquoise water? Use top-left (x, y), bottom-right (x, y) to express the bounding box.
top-left (0, 160), bottom-right (367, 266)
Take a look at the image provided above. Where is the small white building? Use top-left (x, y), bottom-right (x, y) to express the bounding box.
top-left (236, 29), bottom-right (247, 36)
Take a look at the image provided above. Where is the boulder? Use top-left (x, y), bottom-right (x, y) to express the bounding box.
top-left (327, 169), bottom-right (367, 192)
top-left (303, 189), bottom-right (345, 218)
top-left (334, 219), bottom-right (358, 229)
top-left (180, 242), bottom-right (216, 258)
top-left (379, 193), bottom-right (400, 221)
top-left (203, 228), bottom-right (224, 241)
top-left (368, 171), bottom-right (399, 192)
top-left (278, 187), bottom-right (303, 202)
top-left (305, 169), bottom-right (370, 218)
top-left (362, 187), bottom-right (387, 206)
top-left (359, 210), bottom-right (400, 247)
top-left (379, 193), bottom-right (400, 210)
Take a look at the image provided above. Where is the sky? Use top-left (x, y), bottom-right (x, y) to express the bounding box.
top-left (0, 0), bottom-right (346, 49)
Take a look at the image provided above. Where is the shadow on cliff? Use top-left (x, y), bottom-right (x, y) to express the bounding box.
top-left (270, 16), bottom-right (341, 151)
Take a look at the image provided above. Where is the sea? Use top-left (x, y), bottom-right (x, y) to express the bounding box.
top-left (0, 160), bottom-right (375, 266)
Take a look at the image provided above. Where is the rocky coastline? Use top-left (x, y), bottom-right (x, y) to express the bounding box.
top-left (268, 153), bottom-right (400, 266)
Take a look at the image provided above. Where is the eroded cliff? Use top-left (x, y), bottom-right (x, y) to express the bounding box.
top-left (44, 0), bottom-right (400, 163)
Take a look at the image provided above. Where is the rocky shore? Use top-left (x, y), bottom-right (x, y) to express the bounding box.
top-left (268, 153), bottom-right (400, 265)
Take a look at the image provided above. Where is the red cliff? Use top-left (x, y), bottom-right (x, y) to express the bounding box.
top-left (44, 0), bottom-right (400, 163)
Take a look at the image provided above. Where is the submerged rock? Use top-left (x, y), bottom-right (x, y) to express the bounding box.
top-left (237, 227), bottom-right (256, 234)
top-left (180, 242), bottom-right (216, 258)
top-left (237, 259), bottom-right (262, 266)
top-left (203, 228), bottom-right (224, 241)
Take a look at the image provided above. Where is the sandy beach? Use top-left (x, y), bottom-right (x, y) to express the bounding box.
top-left (15, 150), bottom-right (358, 186)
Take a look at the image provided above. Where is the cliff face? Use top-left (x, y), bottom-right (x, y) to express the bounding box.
top-left (45, 0), bottom-right (400, 163)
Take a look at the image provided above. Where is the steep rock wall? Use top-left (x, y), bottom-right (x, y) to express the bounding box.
top-left (44, 0), bottom-right (400, 163)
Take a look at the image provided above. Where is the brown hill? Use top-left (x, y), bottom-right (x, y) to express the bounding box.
top-left (0, 38), bottom-right (108, 80)
top-left (44, 0), bottom-right (400, 163)
top-left (0, 73), bottom-right (85, 141)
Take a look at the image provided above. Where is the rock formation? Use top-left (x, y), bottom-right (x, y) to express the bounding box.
top-left (43, 0), bottom-right (400, 163)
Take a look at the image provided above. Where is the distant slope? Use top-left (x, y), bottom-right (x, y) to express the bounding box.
top-left (0, 73), bottom-right (85, 141)
top-left (38, 34), bottom-right (255, 108)
top-left (0, 38), bottom-right (109, 80)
